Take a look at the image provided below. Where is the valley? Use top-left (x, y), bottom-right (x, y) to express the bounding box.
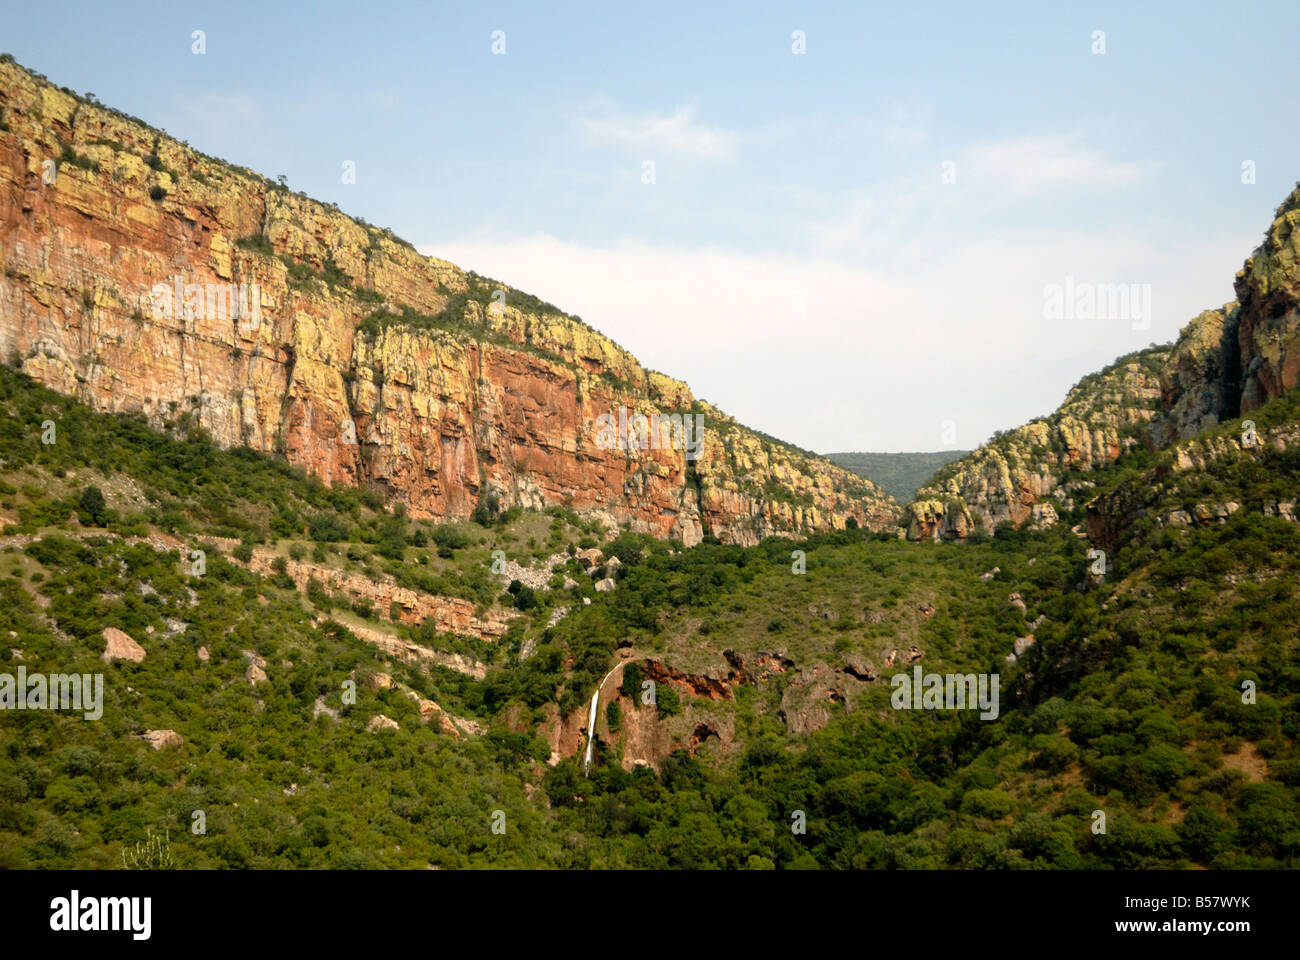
top-left (0, 54), bottom-right (1296, 871)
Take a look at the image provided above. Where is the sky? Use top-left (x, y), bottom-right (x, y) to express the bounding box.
top-left (5, 1), bottom-right (1298, 452)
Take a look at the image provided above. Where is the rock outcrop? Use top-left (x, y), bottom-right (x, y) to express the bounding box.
top-left (906, 347), bottom-right (1168, 538)
top-left (1237, 185), bottom-right (1300, 412)
top-left (1085, 417), bottom-right (1300, 550)
top-left (1148, 306), bottom-right (1238, 446)
top-left (243, 650), bottom-right (268, 686)
top-left (141, 729), bottom-right (182, 750)
top-left (0, 58), bottom-right (896, 545)
top-left (245, 550), bottom-right (513, 641)
top-left (906, 181), bottom-right (1300, 539)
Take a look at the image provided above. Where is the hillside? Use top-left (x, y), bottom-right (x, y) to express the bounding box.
top-left (0, 56), bottom-right (896, 546)
top-left (825, 450), bottom-right (971, 503)
top-left (0, 364), bottom-right (1295, 868)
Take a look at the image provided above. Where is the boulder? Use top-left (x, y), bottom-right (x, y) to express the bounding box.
top-left (142, 729), bottom-right (183, 750)
top-left (367, 714), bottom-right (400, 732)
top-left (102, 627), bottom-right (145, 664)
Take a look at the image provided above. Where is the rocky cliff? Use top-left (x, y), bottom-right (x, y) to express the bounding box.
top-left (905, 345), bottom-right (1171, 539)
top-left (906, 181), bottom-right (1300, 540)
top-left (1237, 184), bottom-right (1300, 412)
top-left (0, 58), bottom-right (896, 545)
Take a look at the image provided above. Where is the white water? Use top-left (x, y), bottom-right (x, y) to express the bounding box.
top-left (583, 664), bottom-right (624, 776)
top-left (582, 690), bottom-right (600, 775)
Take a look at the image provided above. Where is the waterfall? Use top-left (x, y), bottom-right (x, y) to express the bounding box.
top-left (583, 664), bottom-right (624, 776)
top-left (582, 688), bottom-right (600, 776)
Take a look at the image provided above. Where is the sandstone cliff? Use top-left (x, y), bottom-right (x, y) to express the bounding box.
top-left (906, 346), bottom-right (1170, 539)
top-left (1236, 184), bottom-right (1300, 412)
top-left (906, 181), bottom-right (1300, 540)
top-left (0, 58), bottom-right (896, 545)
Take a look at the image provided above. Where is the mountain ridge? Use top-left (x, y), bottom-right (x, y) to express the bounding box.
top-left (0, 55), bottom-right (897, 546)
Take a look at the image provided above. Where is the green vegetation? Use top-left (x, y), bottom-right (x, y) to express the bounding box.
top-left (57, 144), bottom-right (99, 173)
top-left (0, 338), bottom-right (1295, 870)
top-left (1, 50), bottom-right (1295, 870)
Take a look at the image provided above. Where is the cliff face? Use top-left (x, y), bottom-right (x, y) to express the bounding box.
top-left (906, 347), bottom-right (1170, 539)
top-left (0, 59), bottom-right (896, 544)
top-left (1237, 185), bottom-right (1300, 413)
top-left (906, 182), bottom-right (1300, 540)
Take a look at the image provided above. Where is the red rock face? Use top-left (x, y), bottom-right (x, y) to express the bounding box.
top-left (0, 61), bottom-right (896, 543)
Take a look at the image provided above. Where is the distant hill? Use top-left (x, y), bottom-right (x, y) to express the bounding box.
top-left (824, 450), bottom-right (972, 503)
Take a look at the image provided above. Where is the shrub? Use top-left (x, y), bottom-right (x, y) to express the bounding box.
top-left (432, 525), bottom-right (470, 550)
top-left (472, 493), bottom-right (500, 527)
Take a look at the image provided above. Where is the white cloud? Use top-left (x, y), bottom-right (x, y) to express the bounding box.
top-left (579, 103), bottom-right (738, 161)
top-left (413, 122), bottom-right (1228, 453)
top-left (420, 223), bottom-right (1249, 453)
top-left (963, 134), bottom-right (1152, 195)
top-left (796, 134), bottom-right (1158, 262)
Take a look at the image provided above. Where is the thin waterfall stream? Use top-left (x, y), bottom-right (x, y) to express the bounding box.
top-left (583, 663), bottom-right (624, 776)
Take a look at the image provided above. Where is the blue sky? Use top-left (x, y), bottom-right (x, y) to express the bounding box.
top-left (6, 1), bottom-right (1298, 451)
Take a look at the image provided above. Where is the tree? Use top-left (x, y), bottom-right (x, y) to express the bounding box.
top-left (513, 585), bottom-right (538, 611)
top-left (77, 485), bottom-right (107, 525)
top-left (375, 514), bottom-right (406, 561)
